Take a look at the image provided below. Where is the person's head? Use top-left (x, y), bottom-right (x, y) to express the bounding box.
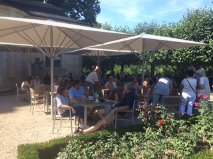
top-left (95, 65), bottom-right (101, 74)
top-left (81, 75), bottom-right (86, 82)
top-left (143, 81), bottom-right (149, 87)
top-left (196, 68), bottom-right (205, 77)
top-left (73, 80), bottom-right (81, 89)
top-left (131, 76), bottom-right (138, 83)
top-left (27, 76), bottom-right (33, 82)
top-left (186, 67), bottom-right (195, 77)
top-left (124, 82), bottom-right (134, 93)
top-left (108, 75), bottom-right (114, 81)
top-left (57, 82), bottom-right (67, 95)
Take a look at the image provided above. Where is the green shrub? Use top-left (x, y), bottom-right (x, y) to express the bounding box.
top-left (58, 100), bottom-right (213, 159)
top-left (17, 130), bottom-right (112, 159)
top-left (18, 98), bottom-right (213, 159)
top-left (17, 137), bottom-right (68, 159)
top-left (185, 150), bottom-right (213, 159)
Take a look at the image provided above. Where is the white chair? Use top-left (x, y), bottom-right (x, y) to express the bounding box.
top-left (162, 96), bottom-right (181, 114)
top-left (29, 88), bottom-right (46, 114)
top-left (52, 98), bottom-right (78, 134)
top-left (114, 99), bottom-right (138, 129)
top-left (16, 83), bottom-right (29, 102)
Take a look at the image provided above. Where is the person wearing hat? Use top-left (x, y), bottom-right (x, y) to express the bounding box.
top-left (196, 68), bottom-right (211, 100)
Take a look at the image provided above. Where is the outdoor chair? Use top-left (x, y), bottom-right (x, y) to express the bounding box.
top-left (29, 87), bottom-right (46, 115)
top-left (16, 83), bottom-right (29, 102)
top-left (114, 99), bottom-right (138, 129)
top-left (52, 98), bottom-right (78, 134)
top-left (162, 96), bottom-right (181, 114)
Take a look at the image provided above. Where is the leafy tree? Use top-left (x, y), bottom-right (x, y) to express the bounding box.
top-left (31, 0), bottom-right (101, 25)
top-left (172, 8), bottom-right (213, 73)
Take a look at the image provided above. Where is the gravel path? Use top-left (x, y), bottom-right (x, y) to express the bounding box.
top-left (0, 94), bottom-right (72, 159)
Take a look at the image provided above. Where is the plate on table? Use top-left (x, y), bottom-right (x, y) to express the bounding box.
top-left (88, 96), bottom-right (94, 101)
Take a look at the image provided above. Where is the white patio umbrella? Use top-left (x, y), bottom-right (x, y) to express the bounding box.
top-left (89, 32), bottom-right (207, 82)
top-left (0, 16), bottom-right (130, 117)
top-left (90, 32), bottom-right (207, 52)
top-left (67, 47), bottom-right (133, 64)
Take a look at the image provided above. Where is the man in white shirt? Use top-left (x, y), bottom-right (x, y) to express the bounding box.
top-left (86, 66), bottom-right (101, 95)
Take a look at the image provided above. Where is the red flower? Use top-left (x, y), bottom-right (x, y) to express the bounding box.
top-left (203, 95), bottom-right (209, 100)
top-left (157, 119), bottom-right (164, 126)
top-left (197, 94), bottom-right (203, 99)
top-left (194, 102), bottom-right (200, 107)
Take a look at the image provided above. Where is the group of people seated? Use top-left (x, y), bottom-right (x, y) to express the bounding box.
top-left (55, 78), bottom-right (136, 134)
top-left (21, 65), bottom-right (211, 134)
top-left (21, 73), bottom-right (50, 90)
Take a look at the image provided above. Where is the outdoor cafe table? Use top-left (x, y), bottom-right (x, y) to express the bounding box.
top-left (80, 101), bottom-right (103, 126)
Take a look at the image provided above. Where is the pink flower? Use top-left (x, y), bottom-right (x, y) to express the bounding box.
top-left (157, 119), bottom-right (164, 126)
top-left (197, 94), bottom-right (203, 99)
top-left (203, 95), bottom-right (209, 100)
top-left (194, 102), bottom-right (200, 107)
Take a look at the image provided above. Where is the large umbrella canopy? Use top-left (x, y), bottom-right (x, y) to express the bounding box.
top-left (68, 47), bottom-right (131, 56)
top-left (89, 32), bottom-right (207, 83)
top-left (0, 16), bottom-right (130, 117)
top-left (68, 47), bottom-right (134, 65)
top-left (0, 16), bottom-right (130, 57)
top-left (90, 32), bottom-right (206, 52)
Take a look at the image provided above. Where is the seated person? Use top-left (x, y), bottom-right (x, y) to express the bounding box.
top-left (56, 82), bottom-right (80, 118)
top-left (104, 75), bottom-right (118, 101)
top-left (131, 76), bottom-right (141, 93)
top-left (141, 80), bottom-right (152, 105)
top-left (42, 73), bottom-right (50, 85)
top-left (80, 75), bottom-right (89, 97)
top-left (68, 80), bottom-right (85, 124)
top-left (33, 75), bottom-right (41, 86)
top-left (21, 76), bottom-right (33, 90)
top-left (76, 82), bottom-right (135, 134)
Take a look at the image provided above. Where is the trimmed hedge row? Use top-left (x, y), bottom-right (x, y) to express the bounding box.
top-left (18, 124), bottom-right (144, 159)
top-left (18, 123), bottom-right (212, 159)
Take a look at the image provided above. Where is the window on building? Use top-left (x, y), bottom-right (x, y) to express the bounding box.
top-left (45, 55), bottom-right (61, 68)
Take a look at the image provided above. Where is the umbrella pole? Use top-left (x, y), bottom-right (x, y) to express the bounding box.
top-left (28, 48), bottom-right (31, 76)
top-left (50, 57), bottom-right (54, 119)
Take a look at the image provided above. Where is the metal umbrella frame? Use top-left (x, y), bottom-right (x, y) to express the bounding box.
top-left (0, 16), bottom-right (131, 117)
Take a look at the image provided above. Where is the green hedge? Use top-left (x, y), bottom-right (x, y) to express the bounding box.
top-left (17, 123), bottom-right (212, 159)
top-left (17, 124), bottom-right (144, 159)
top-left (17, 130), bottom-right (112, 159)
top-left (18, 137), bottom-right (68, 159)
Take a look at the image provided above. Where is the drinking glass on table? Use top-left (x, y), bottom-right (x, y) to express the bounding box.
top-left (82, 95), bottom-right (87, 103)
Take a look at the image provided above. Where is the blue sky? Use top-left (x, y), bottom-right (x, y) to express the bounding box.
top-left (97, 0), bottom-right (213, 28)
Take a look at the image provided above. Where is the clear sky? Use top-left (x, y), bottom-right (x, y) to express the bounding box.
top-left (97, 0), bottom-right (213, 28)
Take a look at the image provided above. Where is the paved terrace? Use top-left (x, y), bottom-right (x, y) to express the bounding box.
top-left (0, 93), bottom-right (72, 159)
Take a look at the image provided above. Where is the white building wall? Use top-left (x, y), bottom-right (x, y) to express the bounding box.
top-left (0, 5), bottom-right (82, 92)
top-left (62, 54), bottom-right (82, 80)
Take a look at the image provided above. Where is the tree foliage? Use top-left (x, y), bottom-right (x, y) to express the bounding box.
top-left (31, 0), bottom-right (100, 25)
top-left (135, 8), bottom-right (213, 76)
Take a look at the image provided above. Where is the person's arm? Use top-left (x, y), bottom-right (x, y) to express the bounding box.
top-left (56, 96), bottom-right (76, 113)
top-left (168, 78), bottom-right (173, 94)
